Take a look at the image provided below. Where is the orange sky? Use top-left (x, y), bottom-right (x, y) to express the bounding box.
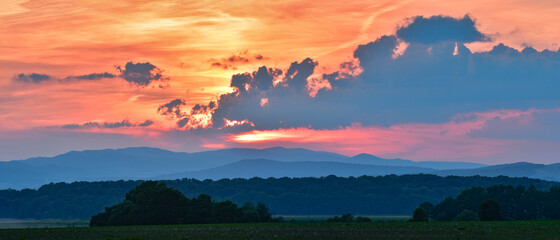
top-left (1, 0), bottom-right (560, 161)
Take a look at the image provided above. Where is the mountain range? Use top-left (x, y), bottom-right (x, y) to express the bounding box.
top-left (1, 147), bottom-right (559, 189)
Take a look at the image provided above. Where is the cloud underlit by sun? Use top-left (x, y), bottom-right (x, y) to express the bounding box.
top-left (1, 0), bottom-right (560, 163)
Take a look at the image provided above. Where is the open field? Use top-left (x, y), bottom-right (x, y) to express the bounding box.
top-left (0, 219), bottom-right (89, 229)
top-left (0, 216), bottom-right (407, 229)
top-left (281, 215), bottom-right (410, 222)
top-left (1, 221), bottom-right (560, 240)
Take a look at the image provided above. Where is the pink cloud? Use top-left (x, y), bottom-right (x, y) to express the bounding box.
top-left (225, 109), bottom-right (560, 163)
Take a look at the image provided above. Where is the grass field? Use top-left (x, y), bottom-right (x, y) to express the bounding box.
top-left (1, 221), bottom-right (560, 240)
top-left (0, 219), bottom-right (89, 229)
top-left (280, 215), bottom-right (410, 222)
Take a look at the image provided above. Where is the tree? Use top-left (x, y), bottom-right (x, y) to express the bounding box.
top-left (212, 200), bottom-right (241, 223)
top-left (418, 202), bottom-right (434, 218)
top-left (240, 202), bottom-right (260, 222)
top-left (190, 193), bottom-right (212, 224)
top-left (340, 213), bottom-right (354, 222)
top-left (411, 207), bottom-right (428, 222)
top-left (355, 216), bottom-right (372, 222)
top-left (256, 202), bottom-right (272, 222)
top-left (479, 199), bottom-right (501, 221)
top-left (453, 209), bottom-right (479, 221)
top-left (90, 181), bottom-right (190, 226)
top-left (327, 213), bottom-right (354, 222)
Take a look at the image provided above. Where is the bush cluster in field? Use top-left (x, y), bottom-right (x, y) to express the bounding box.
top-left (327, 213), bottom-right (372, 223)
top-left (90, 181), bottom-right (277, 226)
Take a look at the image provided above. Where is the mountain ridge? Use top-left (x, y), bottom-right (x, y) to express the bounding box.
top-left (154, 158), bottom-right (434, 180)
top-left (4, 146), bottom-right (559, 190)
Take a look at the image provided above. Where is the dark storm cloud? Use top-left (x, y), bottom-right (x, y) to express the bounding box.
top-left (158, 15), bottom-right (560, 132)
top-left (61, 119), bottom-right (154, 129)
top-left (396, 15), bottom-right (490, 44)
top-left (116, 62), bottom-right (168, 87)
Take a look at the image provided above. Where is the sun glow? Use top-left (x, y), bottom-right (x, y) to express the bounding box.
top-left (231, 130), bottom-right (302, 142)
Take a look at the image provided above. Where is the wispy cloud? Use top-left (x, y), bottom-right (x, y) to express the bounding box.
top-left (61, 119), bottom-right (154, 129)
top-left (209, 51), bottom-right (267, 70)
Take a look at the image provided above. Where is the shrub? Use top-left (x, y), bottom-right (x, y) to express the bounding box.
top-left (411, 207), bottom-right (428, 222)
top-left (453, 209), bottom-right (479, 221)
top-left (479, 199), bottom-right (501, 221)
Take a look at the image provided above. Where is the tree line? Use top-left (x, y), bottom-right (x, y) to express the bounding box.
top-left (90, 181), bottom-right (274, 226)
top-left (0, 174), bottom-right (558, 219)
top-left (415, 184), bottom-right (560, 221)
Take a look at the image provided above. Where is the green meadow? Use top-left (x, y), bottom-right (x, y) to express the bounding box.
top-left (0, 219), bottom-right (89, 229)
top-left (2, 220), bottom-right (560, 240)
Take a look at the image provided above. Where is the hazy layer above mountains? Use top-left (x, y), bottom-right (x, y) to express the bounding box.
top-left (2, 147), bottom-right (559, 189)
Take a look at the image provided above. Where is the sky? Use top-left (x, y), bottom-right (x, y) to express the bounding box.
top-left (2, 0), bottom-right (560, 164)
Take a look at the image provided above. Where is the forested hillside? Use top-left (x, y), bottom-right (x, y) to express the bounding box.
top-left (0, 174), bottom-right (558, 220)
top-left (426, 184), bottom-right (560, 221)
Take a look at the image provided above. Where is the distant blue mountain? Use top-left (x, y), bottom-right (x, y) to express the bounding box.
top-left (154, 159), bottom-right (433, 180)
top-left (3, 146), bottom-right (558, 190)
top-left (348, 153), bottom-right (486, 170)
top-left (434, 162), bottom-right (560, 182)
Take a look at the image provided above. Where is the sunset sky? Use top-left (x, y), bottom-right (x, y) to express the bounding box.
top-left (2, 0), bottom-right (560, 163)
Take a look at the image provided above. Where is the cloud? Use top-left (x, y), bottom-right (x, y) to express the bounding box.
top-left (116, 62), bottom-right (169, 87)
top-left (157, 99), bottom-right (218, 130)
top-left (13, 72), bottom-right (116, 83)
top-left (12, 73), bottom-right (52, 83)
top-left (176, 103), bottom-right (217, 129)
top-left (13, 62), bottom-right (167, 87)
top-left (469, 109), bottom-right (560, 141)
top-left (216, 108), bottom-right (560, 163)
top-left (396, 15), bottom-right (490, 44)
top-left (65, 72), bottom-right (116, 81)
top-left (157, 99), bottom-right (186, 118)
top-left (209, 51), bottom-right (267, 70)
top-left (155, 15), bottom-right (560, 133)
top-left (285, 58), bottom-right (318, 92)
top-left (61, 119), bottom-right (154, 129)
top-left (138, 120), bottom-right (155, 127)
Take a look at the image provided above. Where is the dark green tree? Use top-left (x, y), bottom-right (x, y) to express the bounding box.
top-left (355, 216), bottom-right (372, 222)
top-left (327, 213), bottom-right (354, 222)
top-left (453, 209), bottom-right (479, 221)
top-left (479, 199), bottom-right (501, 221)
top-left (240, 202), bottom-right (260, 222)
top-left (340, 213), bottom-right (354, 222)
top-left (212, 200), bottom-right (241, 223)
top-left (411, 207), bottom-right (428, 222)
top-left (90, 181), bottom-right (189, 226)
top-left (418, 201), bottom-right (434, 218)
top-left (190, 193), bottom-right (212, 224)
top-left (256, 202), bottom-right (272, 222)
